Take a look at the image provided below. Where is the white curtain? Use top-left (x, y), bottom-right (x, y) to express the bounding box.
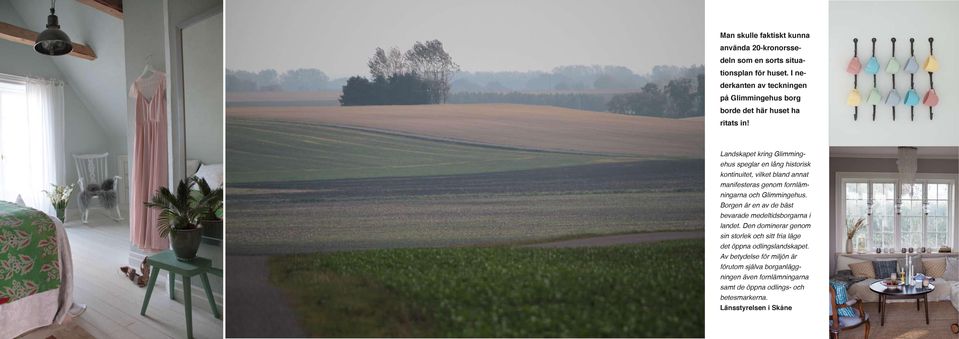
top-left (0, 77), bottom-right (64, 215)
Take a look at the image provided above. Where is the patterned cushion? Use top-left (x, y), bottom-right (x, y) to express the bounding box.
top-left (830, 281), bottom-right (857, 317)
top-left (849, 261), bottom-right (876, 278)
top-left (873, 260), bottom-right (898, 279)
top-left (924, 258), bottom-right (947, 278)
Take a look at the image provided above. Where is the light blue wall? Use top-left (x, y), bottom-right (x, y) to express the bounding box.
top-left (0, 0), bottom-right (111, 190)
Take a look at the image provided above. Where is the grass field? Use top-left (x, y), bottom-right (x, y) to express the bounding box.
top-left (227, 118), bottom-right (629, 183)
top-left (270, 239), bottom-right (705, 337)
top-left (227, 103), bottom-right (703, 157)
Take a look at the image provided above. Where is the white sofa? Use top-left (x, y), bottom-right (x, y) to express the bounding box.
top-left (836, 254), bottom-right (959, 304)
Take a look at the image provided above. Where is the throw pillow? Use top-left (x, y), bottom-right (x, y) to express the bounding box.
top-left (849, 261), bottom-right (876, 278)
top-left (897, 256), bottom-right (924, 275)
top-left (830, 280), bottom-right (857, 317)
top-left (923, 258), bottom-right (947, 278)
top-left (873, 260), bottom-right (897, 279)
top-left (187, 159), bottom-right (201, 177)
top-left (941, 257), bottom-right (958, 281)
top-left (194, 163), bottom-right (223, 188)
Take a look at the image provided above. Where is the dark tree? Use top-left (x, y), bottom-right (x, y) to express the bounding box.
top-left (665, 78), bottom-right (694, 117)
top-left (339, 76), bottom-right (374, 106)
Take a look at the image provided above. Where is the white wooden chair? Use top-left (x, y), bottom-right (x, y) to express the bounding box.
top-left (74, 153), bottom-right (123, 223)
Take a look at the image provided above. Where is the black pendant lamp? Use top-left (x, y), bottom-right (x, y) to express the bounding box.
top-left (34, 0), bottom-right (73, 56)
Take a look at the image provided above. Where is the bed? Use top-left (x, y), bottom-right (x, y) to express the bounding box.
top-left (0, 200), bottom-right (75, 338)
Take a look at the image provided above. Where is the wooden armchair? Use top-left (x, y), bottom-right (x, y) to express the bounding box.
top-left (830, 284), bottom-right (870, 339)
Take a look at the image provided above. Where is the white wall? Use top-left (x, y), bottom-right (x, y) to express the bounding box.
top-left (829, 1), bottom-right (959, 146)
top-left (183, 12), bottom-right (225, 166)
top-left (0, 0), bottom-right (111, 190)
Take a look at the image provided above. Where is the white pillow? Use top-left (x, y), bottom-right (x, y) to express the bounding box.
top-left (193, 163), bottom-right (223, 188)
top-left (186, 159), bottom-right (201, 177)
top-left (944, 257), bottom-right (959, 281)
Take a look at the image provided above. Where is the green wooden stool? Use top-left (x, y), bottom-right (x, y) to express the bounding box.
top-left (140, 251), bottom-right (221, 339)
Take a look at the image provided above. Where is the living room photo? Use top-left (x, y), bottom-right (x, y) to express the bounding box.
top-left (829, 146), bottom-right (959, 338)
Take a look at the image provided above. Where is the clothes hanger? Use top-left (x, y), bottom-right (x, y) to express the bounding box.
top-left (884, 38), bottom-right (900, 121)
top-left (846, 38), bottom-right (861, 120)
top-left (138, 54), bottom-right (156, 80)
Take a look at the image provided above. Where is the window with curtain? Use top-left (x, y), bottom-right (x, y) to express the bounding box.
top-left (0, 74), bottom-right (65, 216)
top-left (840, 176), bottom-right (956, 253)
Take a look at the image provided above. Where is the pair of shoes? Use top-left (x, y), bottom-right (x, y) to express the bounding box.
top-left (141, 258), bottom-right (151, 279)
top-left (119, 266), bottom-right (147, 287)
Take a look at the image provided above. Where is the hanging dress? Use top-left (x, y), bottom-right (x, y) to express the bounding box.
top-left (129, 71), bottom-right (169, 250)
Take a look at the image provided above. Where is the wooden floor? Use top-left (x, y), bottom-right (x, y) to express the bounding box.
top-left (20, 210), bottom-right (223, 339)
top-left (838, 301), bottom-right (959, 339)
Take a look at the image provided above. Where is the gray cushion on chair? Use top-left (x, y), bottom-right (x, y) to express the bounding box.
top-left (838, 309), bottom-right (868, 328)
top-left (79, 179), bottom-right (118, 210)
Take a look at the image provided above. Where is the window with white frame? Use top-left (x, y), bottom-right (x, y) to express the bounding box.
top-left (840, 175), bottom-right (955, 253)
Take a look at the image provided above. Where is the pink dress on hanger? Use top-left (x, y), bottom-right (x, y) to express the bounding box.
top-left (129, 72), bottom-right (169, 250)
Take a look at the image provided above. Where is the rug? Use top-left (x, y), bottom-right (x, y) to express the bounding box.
top-left (838, 301), bottom-right (958, 339)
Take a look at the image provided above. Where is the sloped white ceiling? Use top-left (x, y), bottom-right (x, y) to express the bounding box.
top-left (9, 0), bottom-right (127, 146)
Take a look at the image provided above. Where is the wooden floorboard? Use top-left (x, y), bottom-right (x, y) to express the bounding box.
top-left (19, 209), bottom-right (223, 339)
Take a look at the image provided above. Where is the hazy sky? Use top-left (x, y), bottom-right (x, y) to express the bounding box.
top-left (226, 0), bottom-right (704, 78)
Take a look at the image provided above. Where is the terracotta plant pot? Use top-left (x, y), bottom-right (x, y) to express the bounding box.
top-left (170, 227), bottom-right (203, 261)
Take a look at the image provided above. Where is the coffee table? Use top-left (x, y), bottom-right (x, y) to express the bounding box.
top-left (869, 280), bottom-right (935, 326)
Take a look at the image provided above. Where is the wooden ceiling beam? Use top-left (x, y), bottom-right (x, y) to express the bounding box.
top-left (0, 21), bottom-right (97, 61)
top-left (75, 0), bottom-right (123, 19)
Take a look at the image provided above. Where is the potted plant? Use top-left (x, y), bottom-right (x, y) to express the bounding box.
top-left (145, 178), bottom-right (221, 261)
top-left (191, 176), bottom-right (223, 245)
top-left (43, 183), bottom-right (76, 222)
top-left (846, 217), bottom-right (866, 254)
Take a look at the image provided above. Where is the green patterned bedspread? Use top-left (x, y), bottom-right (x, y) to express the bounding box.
top-left (0, 201), bottom-right (60, 305)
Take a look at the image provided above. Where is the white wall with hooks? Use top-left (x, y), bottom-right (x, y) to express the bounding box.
top-left (830, 1), bottom-right (959, 146)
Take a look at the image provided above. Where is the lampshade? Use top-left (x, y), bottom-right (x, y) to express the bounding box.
top-left (34, 2), bottom-right (72, 56)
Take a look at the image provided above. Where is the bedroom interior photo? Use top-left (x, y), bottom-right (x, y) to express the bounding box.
top-left (0, 0), bottom-right (224, 338)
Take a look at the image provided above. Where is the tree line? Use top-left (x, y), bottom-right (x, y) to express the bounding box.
top-left (339, 40), bottom-right (460, 106)
top-left (448, 92), bottom-right (609, 112)
top-left (607, 74), bottom-right (705, 118)
top-left (225, 68), bottom-right (340, 92)
top-left (451, 65), bottom-right (703, 93)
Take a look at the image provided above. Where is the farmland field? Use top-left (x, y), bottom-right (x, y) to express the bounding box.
top-left (270, 239), bottom-right (705, 337)
top-left (227, 102), bottom-right (704, 336)
top-left (227, 103), bottom-right (704, 157)
top-left (227, 118), bottom-right (703, 254)
top-left (227, 118), bottom-right (633, 183)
